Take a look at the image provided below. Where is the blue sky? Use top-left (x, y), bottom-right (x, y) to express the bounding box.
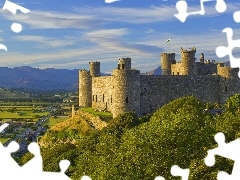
top-left (0, 0), bottom-right (239, 73)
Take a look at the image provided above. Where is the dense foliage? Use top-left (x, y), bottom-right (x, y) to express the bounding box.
top-left (20, 95), bottom-right (240, 179)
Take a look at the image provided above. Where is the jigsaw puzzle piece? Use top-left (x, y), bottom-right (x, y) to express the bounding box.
top-left (154, 176), bottom-right (165, 180)
top-left (171, 165), bottom-right (189, 180)
top-left (0, 141), bottom-right (21, 175)
top-left (174, 1), bottom-right (188, 23)
top-left (205, 132), bottom-right (240, 163)
top-left (217, 169), bottom-right (240, 180)
top-left (3, 0), bottom-right (30, 15)
top-left (39, 160), bottom-right (71, 180)
top-left (205, 132), bottom-right (240, 179)
top-left (81, 175), bottom-right (92, 180)
top-left (21, 142), bottom-right (43, 174)
top-left (175, 0), bottom-right (227, 23)
top-left (233, 11), bottom-right (240, 23)
top-left (216, 27), bottom-right (240, 78)
top-left (215, 0), bottom-right (227, 13)
top-left (216, 46), bottom-right (228, 58)
top-left (0, 123), bottom-right (9, 132)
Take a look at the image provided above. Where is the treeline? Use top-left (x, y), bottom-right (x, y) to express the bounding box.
top-left (19, 95), bottom-right (240, 179)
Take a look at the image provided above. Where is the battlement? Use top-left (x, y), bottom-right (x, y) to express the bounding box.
top-left (204, 60), bottom-right (216, 64)
top-left (79, 49), bottom-right (240, 119)
top-left (181, 47), bottom-right (196, 53)
top-left (161, 53), bottom-right (176, 75)
top-left (161, 53), bottom-right (176, 57)
top-left (118, 58), bottom-right (131, 70)
top-left (79, 69), bottom-right (89, 73)
top-left (113, 68), bottom-right (140, 75)
top-left (89, 61), bottom-right (100, 77)
top-left (217, 64), bottom-right (238, 79)
top-left (89, 61), bottom-right (100, 65)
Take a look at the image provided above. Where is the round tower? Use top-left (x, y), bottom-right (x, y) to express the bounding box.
top-left (161, 53), bottom-right (175, 75)
top-left (200, 53), bottom-right (204, 63)
top-left (89, 61), bottom-right (100, 77)
top-left (181, 47), bottom-right (196, 75)
top-left (117, 58), bottom-right (131, 70)
top-left (112, 69), bottom-right (140, 118)
top-left (79, 69), bottom-right (92, 107)
top-left (217, 63), bottom-right (238, 79)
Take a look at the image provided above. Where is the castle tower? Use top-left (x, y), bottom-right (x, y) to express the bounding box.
top-left (181, 47), bottom-right (196, 75)
top-left (217, 63), bottom-right (238, 79)
top-left (112, 59), bottom-right (140, 118)
top-left (118, 58), bottom-right (131, 70)
top-left (89, 61), bottom-right (100, 77)
top-left (217, 63), bottom-right (240, 104)
top-left (161, 53), bottom-right (175, 75)
top-left (79, 70), bottom-right (92, 107)
top-left (200, 53), bottom-right (204, 63)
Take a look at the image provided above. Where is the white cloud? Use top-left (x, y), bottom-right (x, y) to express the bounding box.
top-left (13, 35), bottom-right (78, 48)
top-left (0, 2), bottom-right (239, 73)
top-left (0, 2), bottom-right (239, 31)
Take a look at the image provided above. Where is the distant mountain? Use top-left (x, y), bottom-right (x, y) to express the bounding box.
top-left (143, 66), bottom-right (162, 75)
top-left (0, 66), bottom-right (79, 90)
top-left (0, 66), bottom-right (163, 90)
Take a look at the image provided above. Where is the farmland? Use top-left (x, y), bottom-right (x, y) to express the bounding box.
top-left (0, 106), bottom-right (49, 122)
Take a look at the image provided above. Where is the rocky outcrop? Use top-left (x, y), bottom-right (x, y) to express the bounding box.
top-left (77, 110), bottom-right (107, 130)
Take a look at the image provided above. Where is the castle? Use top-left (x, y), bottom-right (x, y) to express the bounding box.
top-left (79, 47), bottom-right (240, 118)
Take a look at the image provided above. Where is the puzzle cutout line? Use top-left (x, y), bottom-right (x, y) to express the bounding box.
top-left (1, 1), bottom-right (240, 179)
top-left (0, 0), bottom-right (30, 51)
top-left (0, 123), bottom-right (92, 179)
top-left (0, 0), bottom-right (117, 51)
top-left (175, 0), bottom-right (227, 23)
top-left (175, 0), bottom-right (240, 78)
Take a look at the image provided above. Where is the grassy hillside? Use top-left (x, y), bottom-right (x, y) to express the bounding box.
top-left (38, 114), bottom-right (94, 148)
top-left (19, 95), bottom-right (240, 179)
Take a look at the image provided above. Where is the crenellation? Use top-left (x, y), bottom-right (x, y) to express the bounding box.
top-left (79, 47), bottom-right (240, 118)
top-left (89, 61), bottom-right (100, 77)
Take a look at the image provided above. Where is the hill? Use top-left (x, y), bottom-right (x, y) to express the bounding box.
top-left (19, 95), bottom-right (240, 179)
top-left (0, 65), bottom-right (163, 90)
top-left (144, 66), bottom-right (162, 75)
top-left (38, 110), bottom-right (108, 148)
top-left (0, 66), bottom-right (79, 90)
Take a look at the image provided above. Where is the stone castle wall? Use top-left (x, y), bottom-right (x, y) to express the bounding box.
top-left (79, 47), bottom-right (240, 118)
top-left (195, 62), bottom-right (217, 75)
top-left (161, 53), bottom-right (175, 75)
top-left (181, 47), bottom-right (196, 75)
top-left (112, 69), bottom-right (141, 118)
top-left (171, 62), bottom-right (182, 75)
top-left (92, 76), bottom-right (113, 112)
top-left (140, 75), bottom-right (221, 115)
top-left (79, 70), bottom-right (92, 107)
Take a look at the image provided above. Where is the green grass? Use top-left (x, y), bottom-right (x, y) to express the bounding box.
top-left (0, 106), bottom-right (49, 121)
top-left (0, 137), bottom-right (10, 143)
top-left (0, 111), bottom-right (49, 119)
top-left (42, 116), bottom-right (67, 128)
top-left (80, 107), bottom-right (113, 122)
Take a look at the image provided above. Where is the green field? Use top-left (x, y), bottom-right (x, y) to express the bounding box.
top-left (0, 106), bottom-right (49, 121)
top-left (80, 107), bottom-right (113, 122)
top-left (0, 137), bottom-right (10, 143)
top-left (42, 116), bottom-right (67, 128)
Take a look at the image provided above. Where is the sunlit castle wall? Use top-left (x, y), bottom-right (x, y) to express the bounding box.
top-left (161, 53), bottom-right (175, 75)
top-left (79, 69), bottom-right (92, 107)
top-left (217, 63), bottom-right (240, 103)
top-left (181, 47), bottom-right (196, 75)
top-left (112, 58), bottom-right (141, 118)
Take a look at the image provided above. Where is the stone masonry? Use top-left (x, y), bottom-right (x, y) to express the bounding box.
top-left (79, 47), bottom-right (240, 118)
